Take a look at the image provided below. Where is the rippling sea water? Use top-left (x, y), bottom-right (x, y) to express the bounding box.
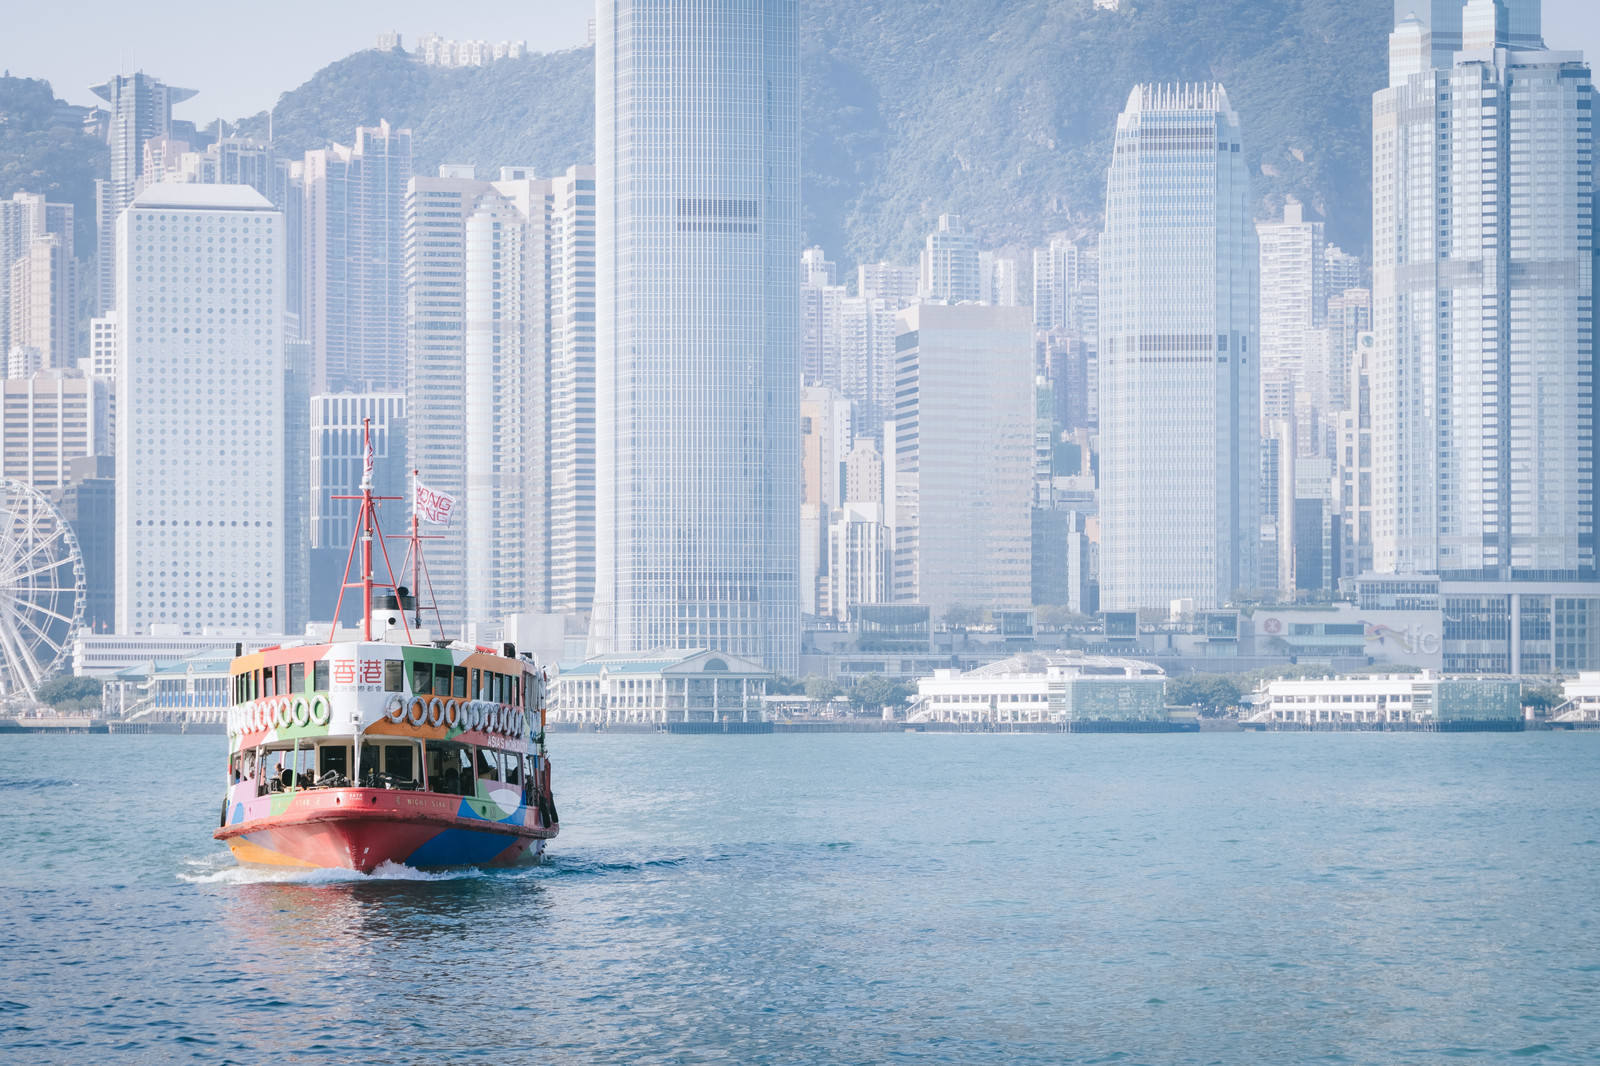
top-left (3, 731), bottom-right (1599, 1063)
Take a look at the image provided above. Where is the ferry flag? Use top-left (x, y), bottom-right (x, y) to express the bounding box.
top-left (414, 481), bottom-right (457, 526)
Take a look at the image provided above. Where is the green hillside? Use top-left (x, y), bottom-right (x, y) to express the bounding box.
top-left (0, 76), bottom-right (106, 255)
top-left (2, 0), bottom-right (1388, 268)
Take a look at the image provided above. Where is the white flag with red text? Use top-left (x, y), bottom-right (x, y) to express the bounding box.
top-left (414, 481), bottom-right (457, 526)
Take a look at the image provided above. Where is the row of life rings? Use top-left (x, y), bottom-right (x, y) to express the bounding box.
top-left (236, 695), bottom-right (332, 734)
top-left (382, 694), bottom-right (529, 736)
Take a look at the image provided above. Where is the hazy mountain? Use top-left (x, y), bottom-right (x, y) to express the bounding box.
top-left (3, 0), bottom-right (1388, 269)
top-left (0, 76), bottom-right (107, 255)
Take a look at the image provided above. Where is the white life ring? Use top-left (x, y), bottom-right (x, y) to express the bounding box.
top-left (428, 696), bottom-right (446, 728)
top-left (291, 696), bottom-right (311, 728)
top-left (385, 694), bottom-right (407, 722)
top-left (310, 695), bottom-right (332, 726)
top-left (407, 698), bottom-right (427, 727)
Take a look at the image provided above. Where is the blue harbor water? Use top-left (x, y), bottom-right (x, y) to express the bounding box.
top-left (3, 731), bottom-right (1600, 1064)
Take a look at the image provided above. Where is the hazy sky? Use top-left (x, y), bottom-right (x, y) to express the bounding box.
top-left (2, 0), bottom-right (1599, 125)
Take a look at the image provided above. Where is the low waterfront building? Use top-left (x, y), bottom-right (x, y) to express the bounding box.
top-left (101, 648), bottom-right (233, 722)
top-left (909, 652), bottom-right (1167, 725)
top-left (1554, 673), bottom-right (1600, 725)
top-left (1246, 672), bottom-right (1521, 729)
top-left (550, 649), bottom-right (773, 725)
top-left (73, 628), bottom-right (280, 677)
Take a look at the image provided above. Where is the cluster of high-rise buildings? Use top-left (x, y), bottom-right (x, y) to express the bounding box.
top-left (5, 0), bottom-right (1595, 688)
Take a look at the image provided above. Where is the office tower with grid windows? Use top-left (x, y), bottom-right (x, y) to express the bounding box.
top-left (115, 184), bottom-right (284, 634)
top-left (1097, 83), bottom-right (1260, 611)
top-left (591, 0), bottom-right (801, 672)
top-left (891, 303), bottom-right (1034, 619)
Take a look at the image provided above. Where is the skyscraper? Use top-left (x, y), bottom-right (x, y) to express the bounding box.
top-left (1256, 198), bottom-right (1325, 425)
top-left (591, 0), bottom-right (801, 672)
top-left (545, 166), bottom-right (599, 618)
top-left (1372, 0), bottom-right (1594, 579)
top-left (403, 164), bottom-right (597, 632)
top-left (90, 73), bottom-right (195, 314)
top-left (303, 120), bottom-right (412, 391)
top-left (891, 303), bottom-right (1034, 618)
top-left (116, 184), bottom-right (285, 634)
top-left (403, 168), bottom-right (490, 632)
top-left (1098, 83), bottom-right (1259, 611)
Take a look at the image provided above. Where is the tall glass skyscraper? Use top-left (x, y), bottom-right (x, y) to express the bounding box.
top-left (1097, 83), bottom-right (1260, 611)
top-left (1372, 0), bottom-right (1595, 579)
top-left (591, 1), bottom-right (801, 672)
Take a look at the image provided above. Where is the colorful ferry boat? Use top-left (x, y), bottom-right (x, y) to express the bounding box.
top-left (213, 429), bottom-right (558, 872)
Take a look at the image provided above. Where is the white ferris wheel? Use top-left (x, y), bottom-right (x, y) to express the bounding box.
top-left (0, 478), bottom-right (85, 701)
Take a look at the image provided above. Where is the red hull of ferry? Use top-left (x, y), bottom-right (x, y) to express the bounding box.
top-left (213, 788), bottom-right (557, 873)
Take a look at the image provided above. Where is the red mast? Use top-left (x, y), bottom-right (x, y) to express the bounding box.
top-left (331, 418), bottom-right (411, 644)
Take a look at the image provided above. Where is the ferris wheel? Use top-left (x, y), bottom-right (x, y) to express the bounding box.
top-left (0, 478), bottom-right (85, 701)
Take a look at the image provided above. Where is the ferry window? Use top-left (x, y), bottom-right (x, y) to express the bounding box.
top-left (453, 665), bottom-right (468, 698)
top-left (385, 744), bottom-right (415, 783)
top-left (259, 749), bottom-right (286, 796)
top-left (274, 665), bottom-right (287, 696)
top-left (477, 747), bottom-right (500, 782)
top-left (261, 669), bottom-right (273, 698)
top-left (314, 660), bottom-right (330, 691)
top-left (488, 672), bottom-right (501, 703)
top-left (358, 743), bottom-right (378, 782)
top-left (252, 670), bottom-right (261, 699)
top-left (289, 662), bottom-right (305, 693)
top-left (318, 744), bottom-right (349, 782)
top-left (504, 752), bottom-right (521, 786)
top-left (457, 747), bottom-right (476, 795)
top-left (425, 741), bottom-right (466, 794)
top-left (470, 669), bottom-right (481, 699)
top-left (384, 661), bottom-right (403, 692)
top-left (412, 661), bottom-right (432, 695)
top-left (512, 676), bottom-right (521, 707)
top-left (292, 747), bottom-right (316, 788)
top-left (433, 662), bottom-right (450, 695)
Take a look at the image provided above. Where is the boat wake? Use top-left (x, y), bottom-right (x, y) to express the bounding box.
top-left (178, 853), bottom-right (489, 886)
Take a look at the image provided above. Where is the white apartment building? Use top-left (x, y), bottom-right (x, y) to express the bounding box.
top-left (1098, 82), bottom-right (1260, 611)
top-left (919, 213), bottom-right (981, 303)
top-left (0, 369), bottom-right (112, 490)
top-left (1032, 235), bottom-right (1079, 334)
top-left (303, 120), bottom-right (411, 392)
top-left (115, 183), bottom-right (285, 634)
top-left (858, 261), bottom-right (918, 310)
top-left (89, 312), bottom-right (118, 380)
top-left (1256, 198), bottom-right (1325, 425)
top-left (1371, 0), bottom-right (1594, 579)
